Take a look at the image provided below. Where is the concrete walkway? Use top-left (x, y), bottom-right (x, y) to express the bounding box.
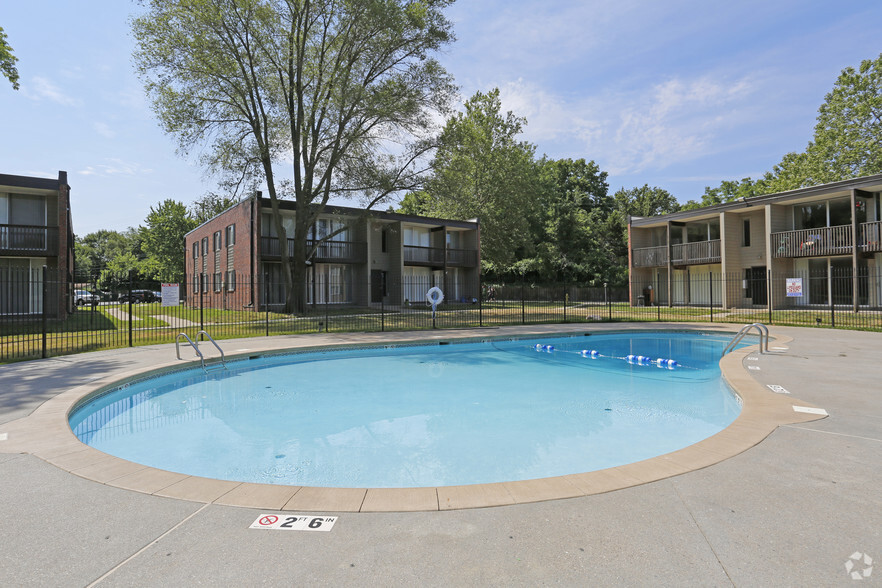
top-left (1, 324), bottom-right (881, 586)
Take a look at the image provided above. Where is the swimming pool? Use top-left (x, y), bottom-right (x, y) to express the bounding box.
top-left (69, 331), bottom-right (743, 488)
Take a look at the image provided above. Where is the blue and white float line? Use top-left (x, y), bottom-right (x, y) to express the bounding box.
top-left (534, 343), bottom-right (678, 369)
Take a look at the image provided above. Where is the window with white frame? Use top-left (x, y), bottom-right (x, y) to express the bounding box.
top-left (226, 270), bottom-right (236, 292)
top-left (214, 272), bottom-right (222, 292)
top-left (226, 224), bottom-right (235, 246)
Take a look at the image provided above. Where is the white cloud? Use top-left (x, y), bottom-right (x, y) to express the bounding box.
top-left (492, 72), bottom-right (760, 174)
top-left (93, 122), bottom-right (117, 139)
top-left (77, 159), bottom-right (152, 177)
top-left (22, 76), bottom-right (82, 107)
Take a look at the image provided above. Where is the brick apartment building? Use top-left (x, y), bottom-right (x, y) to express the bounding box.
top-left (0, 171), bottom-right (75, 317)
top-left (184, 196), bottom-right (481, 310)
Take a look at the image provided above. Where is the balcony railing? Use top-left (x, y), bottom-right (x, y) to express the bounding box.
top-left (772, 225), bottom-right (853, 258)
top-left (446, 248), bottom-right (478, 267)
top-left (403, 245), bottom-right (446, 266)
top-left (260, 237), bottom-right (366, 264)
top-left (403, 245), bottom-right (478, 267)
top-left (0, 225), bottom-right (58, 255)
top-left (632, 245), bottom-right (668, 268)
top-left (861, 221), bottom-right (882, 253)
top-left (671, 239), bottom-right (721, 266)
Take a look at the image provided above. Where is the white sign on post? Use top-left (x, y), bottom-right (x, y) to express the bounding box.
top-left (785, 278), bottom-right (803, 297)
top-left (161, 283), bottom-right (180, 307)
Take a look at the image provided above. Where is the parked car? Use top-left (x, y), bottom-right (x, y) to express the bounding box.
top-left (153, 291), bottom-right (162, 303)
top-left (118, 290), bottom-right (157, 303)
top-left (73, 289), bottom-right (100, 306)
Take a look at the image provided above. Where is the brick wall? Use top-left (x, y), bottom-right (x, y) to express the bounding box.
top-left (184, 198), bottom-right (255, 308)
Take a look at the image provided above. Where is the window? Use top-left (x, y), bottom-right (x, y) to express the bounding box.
top-left (193, 242), bottom-right (199, 259)
top-left (381, 229), bottom-right (387, 253)
top-left (213, 231), bottom-right (221, 251)
top-left (686, 220), bottom-right (719, 242)
top-left (226, 224), bottom-right (235, 246)
top-left (226, 271), bottom-right (236, 292)
top-left (193, 274), bottom-right (199, 293)
top-left (201, 273), bottom-right (208, 293)
top-left (201, 237), bottom-right (208, 255)
top-left (742, 219), bottom-right (751, 247)
top-left (214, 272), bottom-right (222, 292)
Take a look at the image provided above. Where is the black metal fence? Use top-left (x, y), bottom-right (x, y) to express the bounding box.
top-left (2, 267), bottom-right (881, 363)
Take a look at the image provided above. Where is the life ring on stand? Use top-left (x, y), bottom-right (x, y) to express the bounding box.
top-left (426, 287), bottom-right (445, 306)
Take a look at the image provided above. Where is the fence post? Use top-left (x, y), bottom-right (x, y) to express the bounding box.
top-left (41, 265), bottom-right (48, 359)
top-left (381, 294), bottom-right (385, 332)
top-left (830, 283), bottom-right (836, 329)
top-left (128, 270), bottom-right (134, 347)
top-left (325, 278), bottom-right (330, 332)
top-left (264, 278), bottom-right (269, 337)
top-left (478, 276), bottom-right (483, 327)
top-left (767, 269), bottom-right (773, 325)
top-left (199, 277), bottom-right (204, 339)
top-left (709, 272), bottom-right (713, 323)
top-left (521, 283), bottom-right (525, 325)
top-left (605, 283), bottom-right (611, 321)
top-left (563, 288), bottom-right (568, 323)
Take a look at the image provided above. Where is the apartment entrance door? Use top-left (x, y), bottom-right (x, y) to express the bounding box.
top-left (746, 266), bottom-right (767, 306)
top-left (371, 270), bottom-right (386, 303)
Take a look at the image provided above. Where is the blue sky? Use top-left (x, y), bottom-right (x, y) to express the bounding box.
top-left (2, 1), bottom-right (881, 236)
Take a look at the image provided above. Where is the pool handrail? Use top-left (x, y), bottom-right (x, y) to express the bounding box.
top-left (176, 332), bottom-right (205, 369)
top-left (722, 323), bottom-right (769, 357)
top-left (196, 330), bottom-right (227, 370)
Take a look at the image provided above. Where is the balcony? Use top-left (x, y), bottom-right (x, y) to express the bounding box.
top-left (260, 237), bottom-right (367, 264)
top-left (671, 240), bottom-right (721, 266)
top-left (772, 225), bottom-right (853, 258)
top-left (0, 225), bottom-right (59, 256)
top-left (403, 245), bottom-right (478, 268)
top-left (631, 241), bottom-right (721, 268)
top-left (632, 245), bottom-right (668, 268)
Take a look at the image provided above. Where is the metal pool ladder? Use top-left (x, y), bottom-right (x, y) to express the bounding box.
top-left (722, 323), bottom-right (769, 356)
top-left (176, 330), bottom-right (227, 372)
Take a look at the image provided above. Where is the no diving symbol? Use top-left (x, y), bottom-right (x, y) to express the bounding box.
top-left (259, 515), bottom-right (278, 526)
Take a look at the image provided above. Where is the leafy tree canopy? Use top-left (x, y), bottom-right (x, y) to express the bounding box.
top-left (190, 192), bottom-right (239, 225)
top-left (139, 199), bottom-right (197, 281)
top-left (0, 26), bottom-right (19, 90)
top-left (809, 53), bottom-right (882, 183)
top-left (420, 88), bottom-right (540, 271)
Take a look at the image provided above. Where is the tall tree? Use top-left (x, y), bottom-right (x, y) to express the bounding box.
top-left (519, 158), bottom-right (613, 283)
top-left (140, 199), bottom-right (198, 281)
top-left (75, 229), bottom-right (140, 278)
top-left (132, 0), bottom-right (456, 312)
top-left (749, 53), bottom-right (882, 194)
top-left (190, 192), bottom-right (239, 225)
top-left (681, 178), bottom-right (758, 210)
top-left (809, 52), bottom-right (882, 183)
top-left (422, 88), bottom-right (539, 272)
top-left (613, 184), bottom-right (680, 218)
top-left (0, 26), bottom-right (19, 90)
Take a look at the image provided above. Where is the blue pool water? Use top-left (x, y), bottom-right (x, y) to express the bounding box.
top-left (70, 332), bottom-right (743, 488)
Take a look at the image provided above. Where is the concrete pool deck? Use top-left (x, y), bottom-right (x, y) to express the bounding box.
top-left (1, 323), bottom-right (881, 585)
